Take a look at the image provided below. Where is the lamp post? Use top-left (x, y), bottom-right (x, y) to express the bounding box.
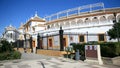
top-left (113, 13), bottom-right (119, 42)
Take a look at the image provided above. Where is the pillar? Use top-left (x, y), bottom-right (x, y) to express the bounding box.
top-left (37, 33), bottom-right (40, 49)
top-left (59, 27), bottom-right (64, 51)
top-left (30, 36), bottom-right (33, 53)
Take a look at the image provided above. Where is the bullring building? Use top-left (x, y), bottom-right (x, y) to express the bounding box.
top-left (12, 3), bottom-right (120, 52)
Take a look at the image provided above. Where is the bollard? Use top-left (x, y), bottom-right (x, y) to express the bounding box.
top-left (75, 49), bottom-right (80, 60)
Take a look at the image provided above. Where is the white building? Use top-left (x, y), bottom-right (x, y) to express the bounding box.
top-left (18, 3), bottom-right (120, 51)
top-left (3, 25), bottom-right (19, 43)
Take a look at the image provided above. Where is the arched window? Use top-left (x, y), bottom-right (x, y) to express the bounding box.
top-left (99, 16), bottom-right (107, 23)
top-left (92, 17), bottom-right (99, 24)
top-left (71, 21), bottom-right (76, 26)
top-left (84, 18), bottom-right (91, 24)
top-left (64, 21), bottom-right (70, 27)
top-left (107, 15), bottom-right (114, 22)
top-left (77, 19), bottom-right (83, 26)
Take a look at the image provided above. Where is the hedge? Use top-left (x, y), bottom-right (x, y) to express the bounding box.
top-left (100, 42), bottom-right (120, 58)
top-left (71, 42), bottom-right (120, 58)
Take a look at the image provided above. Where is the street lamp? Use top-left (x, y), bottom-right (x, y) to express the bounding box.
top-left (113, 13), bottom-right (119, 42)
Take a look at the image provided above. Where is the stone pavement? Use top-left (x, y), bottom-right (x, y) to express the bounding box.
top-left (0, 53), bottom-right (120, 68)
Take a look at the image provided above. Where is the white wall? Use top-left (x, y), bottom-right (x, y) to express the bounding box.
top-left (53, 36), bottom-right (59, 46)
top-left (43, 38), bottom-right (47, 46)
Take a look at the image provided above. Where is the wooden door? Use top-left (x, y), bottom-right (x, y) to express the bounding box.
top-left (49, 39), bottom-right (52, 47)
top-left (63, 38), bottom-right (66, 47)
top-left (40, 40), bottom-right (43, 49)
top-left (32, 41), bottom-right (35, 47)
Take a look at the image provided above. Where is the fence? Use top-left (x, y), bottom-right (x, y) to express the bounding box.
top-left (15, 27), bottom-right (107, 53)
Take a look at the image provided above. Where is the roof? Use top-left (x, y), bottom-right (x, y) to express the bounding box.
top-left (28, 13), bottom-right (45, 23)
top-left (30, 15), bottom-right (45, 22)
top-left (24, 13), bottom-right (46, 26)
top-left (5, 24), bottom-right (16, 31)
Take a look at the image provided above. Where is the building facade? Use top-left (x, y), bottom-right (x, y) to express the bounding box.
top-left (2, 25), bottom-right (19, 43)
top-left (17, 3), bottom-right (120, 52)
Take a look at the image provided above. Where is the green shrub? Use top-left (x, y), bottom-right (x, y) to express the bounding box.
top-left (0, 51), bottom-right (21, 60)
top-left (71, 43), bottom-right (85, 60)
top-left (12, 51), bottom-right (21, 59)
top-left (0, 40), bottom-right (14, 53)
top-left (0, 53), bottom-right (6, 60)
top-left (100, 42), bottom-right (120, 58)
top-left (71, 42), bottom-right (120, 58)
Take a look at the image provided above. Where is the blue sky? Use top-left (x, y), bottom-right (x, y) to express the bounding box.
top-left (0, 0), bottom-right (120, 36)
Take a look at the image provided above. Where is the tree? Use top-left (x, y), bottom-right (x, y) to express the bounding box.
top-left (107, 20), bottom-right (120, 40)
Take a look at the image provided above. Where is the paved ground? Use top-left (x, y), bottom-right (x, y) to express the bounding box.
top-left (0, 53), bottom-right (120, 68)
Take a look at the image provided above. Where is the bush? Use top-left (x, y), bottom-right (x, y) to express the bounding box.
top-left (0, 39), bottom-right (21, 60)
top-left (12, 51), bottom-right (21, 59)
top-left (71, 42), bottom-right (120, 59)
top-left (100, 42), bottom-right (120, 58)
top-left (0, 51), bottom-right (21, 60)
top-left (71, 43), bottom-right (85, 60)
top-left (0, 40), bottom-right (14, 53)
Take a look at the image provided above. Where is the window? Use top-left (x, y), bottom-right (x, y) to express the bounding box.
top-left (98, 34), bottom-right (105, 41)
top-left (94, 17), bottom-right (97, 19)
top-left (85, 18), bottom-right (88, 20)
top-left (10, 33), bottom-right (12, 38)
top-left (79, 35), bottom-right (85, 42)
top-left (32, 27), bottom-right (35, 32)
top-left (47, 25), bottom-right (50, 29)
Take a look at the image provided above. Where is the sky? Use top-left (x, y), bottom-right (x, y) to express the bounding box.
top-left (0, 0), bottom-right (120, 36)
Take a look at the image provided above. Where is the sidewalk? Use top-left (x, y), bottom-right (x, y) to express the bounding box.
top-left (0, 53), bottom-right (119, 68)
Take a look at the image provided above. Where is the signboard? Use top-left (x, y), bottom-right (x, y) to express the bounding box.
top-left (85, 45), bottom-right (103, 65)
